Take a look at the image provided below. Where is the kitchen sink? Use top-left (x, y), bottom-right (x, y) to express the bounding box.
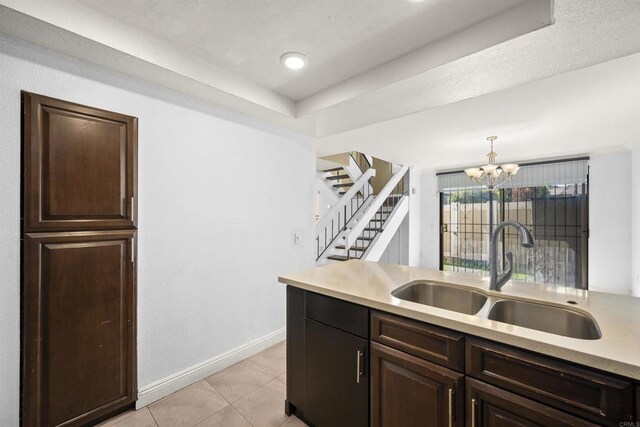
top-left (392, 281), bottom-right (488, 315)
top-left (488, 299), bottom-right (602, 340)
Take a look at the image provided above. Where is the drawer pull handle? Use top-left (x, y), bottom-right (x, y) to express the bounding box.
top-left (448, 388), bottom-right (453, 427)
top-left (356, 350), bottom-right (363, 384)
top-left (471, 398), bottom-right (477, 427)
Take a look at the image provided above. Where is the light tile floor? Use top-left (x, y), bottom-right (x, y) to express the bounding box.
top-left (98, 342), bottom-right (306, 427)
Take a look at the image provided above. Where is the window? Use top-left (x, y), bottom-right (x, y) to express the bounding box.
top-left (438, 158), bottom-right (589, 289)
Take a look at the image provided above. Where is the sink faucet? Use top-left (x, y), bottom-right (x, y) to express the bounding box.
top-left (489, 221), bottom-right (535, 291)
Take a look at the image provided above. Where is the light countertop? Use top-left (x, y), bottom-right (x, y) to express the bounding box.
top-left (279, 260), bottom-right (640, 381)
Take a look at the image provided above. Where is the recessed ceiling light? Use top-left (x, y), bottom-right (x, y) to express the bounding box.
top-left (280, 52), bottom-right (308, 70)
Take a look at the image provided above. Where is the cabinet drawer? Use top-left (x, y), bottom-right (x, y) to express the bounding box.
top-left (371, 311), bottom-right (465, 372)
top-left (305, 292), bottom-right (369, 339)
top-left (467, 377), bottom-right (599, 427)
top-left (466, 337), bottom-right (635, 426)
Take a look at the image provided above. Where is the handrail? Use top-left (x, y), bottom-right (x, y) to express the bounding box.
top-left (316, 168), bottom-right (376, 232)
top-left (350, 151), bottom-right (372, 173)
top-left (316, 192), bottom-right (372, 261)
top-left (316, 168), bottom-right (376, 261)
top-left (345, 165), bottom-right (409, 250)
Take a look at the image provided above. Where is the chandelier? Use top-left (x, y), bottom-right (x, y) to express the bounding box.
top-left (464, 136), bottom-right (519, 191)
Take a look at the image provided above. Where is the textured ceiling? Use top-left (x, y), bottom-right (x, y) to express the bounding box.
top-left (315, 51), bottom-right (640, 171)
top-left (1, 0), bottom-right (640, 142)
top-left (78, 0), bottom-right (525, 101)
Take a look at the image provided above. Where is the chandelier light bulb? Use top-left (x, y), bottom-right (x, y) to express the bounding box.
top-left (464, 136), bottom-right (519, 191)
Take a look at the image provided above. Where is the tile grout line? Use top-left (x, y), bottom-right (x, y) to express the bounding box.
top-left (244, 356), bottom-right (278, 378)
top-left (231, 377), bottom-right (287, 427)
top-left (146, 406), bottom-right (161, 427)
top-left (229, 400), bottom-right (255, 427)
top-left (219, 381), bottom-right (255, 427)
top-left (199, 380), bottom-right (256, 427)
top-left (104, 343), bottom-right (286, 426)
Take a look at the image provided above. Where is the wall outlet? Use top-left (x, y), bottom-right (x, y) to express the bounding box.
top-left (294, 232), bottom-right (302, 245)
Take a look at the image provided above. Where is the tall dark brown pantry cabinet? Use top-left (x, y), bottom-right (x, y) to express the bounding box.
top-left (21, 92), bottom-right (138, 427)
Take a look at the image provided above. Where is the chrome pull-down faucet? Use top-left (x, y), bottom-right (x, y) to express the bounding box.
top-left (489, 221), bottom-right (535, 291)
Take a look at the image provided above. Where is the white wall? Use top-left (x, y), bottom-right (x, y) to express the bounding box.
top-left (407, 168), bottom-right (422, 266)
top-left (0, 36), bottom-right (315, 426)
top-left (631, 145), bottom-right (640, 297)
top-left (588, 152), bottom-right (632, 294)
top-left (419, 171), bottom-right (440, 269)
top-left (315, 175), bottom-right (339, 221)
top-left (418, 151), bottom-right (635, 294)
top-left (380, 216), bottom-right (409, 265)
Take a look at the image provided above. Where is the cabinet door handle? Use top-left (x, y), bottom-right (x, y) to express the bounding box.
top-left (131, 238), bottom-right (135, 264)
top-left (356, 350), bottom-right (363, 384)
top-left (471, 398), bottom-right (477, 427)
top-left (448, 388), bottom-right (454, 427)
top-left (130, 196), bottom-right (136, 223)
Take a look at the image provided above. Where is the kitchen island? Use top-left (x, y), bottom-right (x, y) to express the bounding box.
top-left (279, 260), bottom-right (640, 426)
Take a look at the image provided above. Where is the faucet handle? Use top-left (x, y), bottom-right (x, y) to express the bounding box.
top-left (504, 251), bottom-right (513, 274)
top-left (496, 252), bottom-right (514, 290)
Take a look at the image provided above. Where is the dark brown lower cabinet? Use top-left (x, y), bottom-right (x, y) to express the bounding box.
top-left (466, 378), bottom-right (599, 427)
top-left (23, 230), bottom-right (136, 426)
top-left (371, 341), bottom-right (464, 427)
top-left (304, 318), bottom-right (369, 427)
top-left (287, 291), bottom-right (640, 427)
top-left (637, 385), bottom-right (640, 421)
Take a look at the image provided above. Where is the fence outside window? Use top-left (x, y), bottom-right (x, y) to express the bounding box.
top-left (438, 158), bottom-right (589, 289)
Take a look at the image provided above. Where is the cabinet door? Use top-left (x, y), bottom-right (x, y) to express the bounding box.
top-left (22, 91), bottom-right (137, 231)
top-left (304, 318), bottom-right (368, 427)
top-left (23, 231), bottom-right (136, 427)
top-left (371, 341), bottom-right (464, 427)
top-left (466, 378), bottom-right (599, 427)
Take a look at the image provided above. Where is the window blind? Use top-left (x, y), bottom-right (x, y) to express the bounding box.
top-left (437, 158), bottom-right (589, 192)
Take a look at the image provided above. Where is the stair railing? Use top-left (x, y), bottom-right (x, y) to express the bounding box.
top-left (344, 165), bottom-right (409, 251)
top-left (316, 168), bottom-right (376, 260)
top-left (350, 151), bottom-right (372, 173)
top-left (348, 169), bottom-right (408, 259)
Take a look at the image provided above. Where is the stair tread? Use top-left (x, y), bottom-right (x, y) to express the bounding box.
top-left (326, 174), bottom-right (350, 180)
top-left (335, 245), bottom-right (368, 251)
top-left (357, 237), bottom-right (375, 241)
top-left (323, 167), bottom-right (343, 172)
top-left (328, 255), bottom-right (350, 261)
top-left (333, 183), bottom-right (353, 188)
top-left (364, 227), bottom-right (383, 232)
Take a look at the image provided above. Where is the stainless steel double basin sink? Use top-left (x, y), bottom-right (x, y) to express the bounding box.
top-left (391, 281), bottom-right (601, 340)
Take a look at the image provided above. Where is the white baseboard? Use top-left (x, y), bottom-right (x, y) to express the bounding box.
top-left (136, 327), bottom-right (286, 409)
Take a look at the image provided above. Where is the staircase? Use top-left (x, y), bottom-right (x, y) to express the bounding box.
top-left (328, 196), bottom-right (400, 261)
top-left (322, 166), bottom-right (354, 196)
top-left (316, 153), bottom-right (409, 264)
